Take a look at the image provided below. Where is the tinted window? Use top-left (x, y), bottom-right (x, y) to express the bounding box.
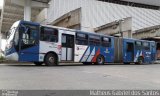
top-left (76, 33), bottom-right (88, 45)
top-left (143, 42), bottom-right (150, 50)
top-left (89, 35), bottom-right (101, 46)
top-left (101, 37), bottom-right (111, 47)
top-left (135, 41), bottom-right (142, 46)
top-left (151, 42), bottom-right (156, 47)
top-left (40, 27), bottom-right (58, 42)
top-left (127, 43), bottom-right (134, 52)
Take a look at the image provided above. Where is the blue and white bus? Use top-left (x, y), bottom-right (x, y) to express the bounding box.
top-left (5, 20), bottom-right (156, 66)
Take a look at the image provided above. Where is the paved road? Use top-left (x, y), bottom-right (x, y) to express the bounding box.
top-left (0, 63), bottom-right (160, 90)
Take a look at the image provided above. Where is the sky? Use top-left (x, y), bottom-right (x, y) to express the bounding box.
top-left (0, 0), bottom-right (4, 8)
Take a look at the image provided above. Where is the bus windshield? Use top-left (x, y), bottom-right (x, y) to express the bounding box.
top-left (7, 27), bottom-right (16, 39)
top-left (6, 21), bottom-right (20, 44)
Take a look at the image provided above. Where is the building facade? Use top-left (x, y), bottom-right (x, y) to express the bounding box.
top-left (42, 0), bottom-right (160, 32)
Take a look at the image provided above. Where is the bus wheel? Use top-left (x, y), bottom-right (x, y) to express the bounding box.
top-left (34, 62), bottom-right (43, 66)
top-left (96, 55), bottom-right (105, 65)
top-left (137, 57), bottom-right (144, 65)
top-left (44, 53), bottom-right (58, 66)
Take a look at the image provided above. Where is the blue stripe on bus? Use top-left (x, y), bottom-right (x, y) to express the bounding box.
top-left (85, 46), bottom-right (95, 62)
top-left (80, 46), bottom-right (89, 62)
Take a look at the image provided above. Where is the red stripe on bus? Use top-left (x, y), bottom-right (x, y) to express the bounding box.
top-left (92, 48), bottom-right (100, 62)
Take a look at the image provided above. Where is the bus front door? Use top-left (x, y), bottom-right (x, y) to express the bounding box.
top-left (61, 34), bottom-right (74, 61)
top-left (18, 23), bottom-right (39, 62)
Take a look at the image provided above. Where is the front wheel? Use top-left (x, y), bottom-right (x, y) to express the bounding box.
top-left (44, 53), bottom-right (58, 66)
top-left (96, 55), bottom-right (105, 65)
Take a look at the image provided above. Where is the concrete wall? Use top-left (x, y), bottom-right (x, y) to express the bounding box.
top-left (95, 17), bottom-right (132, 38)
top-left (51, 8), bottom-right (81, 30)
top-left (35, 8), bottom-right (48, 24)
top-left (47, 0), bottom-right (160, 32)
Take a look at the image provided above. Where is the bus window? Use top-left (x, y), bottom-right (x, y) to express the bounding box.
top-left (151, 42), bottom-right (156, 47)
top-left (76, 33), bottom-right (88, 45)
top-left (143, 42), bottom-right (150, 50)
top-left (101, 37), bottom-right (111, 47)
top-left (135, 41), bottom-right (142, 46)
top-left (127, 43), bottom-right (134, 52)
top-left (40, 27), bottom-right (58, 42)
top-left (89, 35), bottom-right (101, 46)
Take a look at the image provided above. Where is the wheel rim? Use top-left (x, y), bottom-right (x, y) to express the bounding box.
top-left (138, 58), bottom-right (143, 64)
top-left (139, 60), bottom-right (143, 64)
top-left (49, 57), bottom-right (55, 64)
top-left (98, 57), bottom-right (103, 64)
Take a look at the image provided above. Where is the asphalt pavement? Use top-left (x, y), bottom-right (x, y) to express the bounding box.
top-left (0, 63), bottom-right (160, 90)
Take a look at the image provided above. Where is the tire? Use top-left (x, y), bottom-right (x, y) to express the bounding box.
top-left (34, 62), bottom-right (43, 66)
top-left (137, 57), bottom-right (144, 65)
top-left (96, 55), bottom-right (105, 65)
top-left (44, 53), bottom-right (58, 66)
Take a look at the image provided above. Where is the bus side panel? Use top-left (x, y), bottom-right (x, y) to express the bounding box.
top-left (19, 45), bottom-right (39, 62)
top-left (39, 41), bottom-right (61, 62)
top-left (86, 46), bottom-right (113, 63)
top-left (143, 50), bottom-right (151, 63)
top-left (77, 45), bottom-right (99, 63)
top-left (86, 45), bottom-right (97, 63)
top-left (100, 47), bottom-right (114, 63)
top-left (75, 45), bottom-right (114, 63)
top-left (74, 45), bottom-right (90, 62)
top-left (101, 38), bottom-right (114, 63)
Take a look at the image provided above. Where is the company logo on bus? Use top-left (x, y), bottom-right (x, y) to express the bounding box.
top-left (77, 46), bottom-right (86, 50)
top-left (105, 49), bottom-right (110, 53)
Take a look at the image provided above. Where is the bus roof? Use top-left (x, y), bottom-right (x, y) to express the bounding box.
top-left (19, 20), bottom-right (155, 42)
top-left (123, 37), bottom-right (155, 43)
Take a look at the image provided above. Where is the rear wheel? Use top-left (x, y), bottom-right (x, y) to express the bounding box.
top-left (34, 62), bottom-right (43, 66)
top-left (44, 53), bottom-right (58, 66)
top-left (96, 55), bottom-right (105, 65)
top-left (136, 57), bottom-right (144, 65)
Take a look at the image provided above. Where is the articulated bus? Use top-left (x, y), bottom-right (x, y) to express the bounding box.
top-left (5, 20), bottom-right (156, 66)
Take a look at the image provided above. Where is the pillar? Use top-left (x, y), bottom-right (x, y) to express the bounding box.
top-left (24, 0), bottom-right (31, 21)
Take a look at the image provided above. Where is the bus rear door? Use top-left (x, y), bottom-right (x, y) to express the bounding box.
top-left (123, 39), bottom-right (134, 63)
top-left (151, 42), bottom-right (156, 62)
top-left (61, 33), bottom-right (74, 61)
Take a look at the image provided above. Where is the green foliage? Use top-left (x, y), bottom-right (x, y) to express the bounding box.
top-left (0, 55), bottom-right (5, 61)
